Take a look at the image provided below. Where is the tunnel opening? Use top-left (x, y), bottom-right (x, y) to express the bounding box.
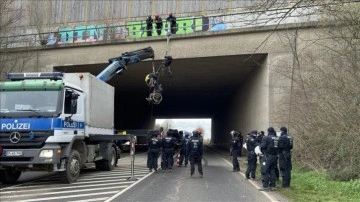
top-left (54, 53), bottom-right (268, 149)
top-left (155, 118), bottom-right (212, 142)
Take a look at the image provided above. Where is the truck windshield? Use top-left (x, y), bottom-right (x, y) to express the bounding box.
top-left (0, 90), bottom-right (62, 118)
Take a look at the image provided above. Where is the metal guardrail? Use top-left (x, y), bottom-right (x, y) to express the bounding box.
top-left (0, 6), bottom-right (319, 49)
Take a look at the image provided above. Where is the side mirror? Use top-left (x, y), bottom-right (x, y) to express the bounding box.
top-left (70, 93), bottom-right (78, 114)
top-left (64, 90), bottom-right (79, 115)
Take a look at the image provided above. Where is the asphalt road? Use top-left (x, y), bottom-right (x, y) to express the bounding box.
top-left (0, 152), bottom-right (131, 189)
top-left (0, 148), bottom-right (290, 202)
top-left (108, 147), bottom-right (279, 202)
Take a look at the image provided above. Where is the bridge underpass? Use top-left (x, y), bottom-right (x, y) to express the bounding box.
top-left (54, 53), bottom-right (267, 147)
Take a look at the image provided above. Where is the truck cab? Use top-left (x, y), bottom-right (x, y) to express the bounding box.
top-left (0, 72), bottom-right (121, 184)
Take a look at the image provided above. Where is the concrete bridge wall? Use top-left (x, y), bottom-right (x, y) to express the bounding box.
top-left (5, 23), bottom-right (318, 147)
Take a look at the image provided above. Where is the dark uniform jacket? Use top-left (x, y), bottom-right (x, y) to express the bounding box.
top-left (260, 132), bottom-right (278, 155)
top-left (162, 136), bottom-right (175, 151)
top-left (187, 136), bottom-right (203, 157)
top-left (278, 132), bottom-right (293, 153)
top-left (149, 137), bottom-right (162, 150)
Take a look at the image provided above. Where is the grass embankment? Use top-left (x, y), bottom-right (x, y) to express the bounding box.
top-left (277, 164), bottom-right (360, 202)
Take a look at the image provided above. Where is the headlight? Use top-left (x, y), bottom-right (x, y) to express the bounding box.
top-left (39, 150), bottom-right (54, 158)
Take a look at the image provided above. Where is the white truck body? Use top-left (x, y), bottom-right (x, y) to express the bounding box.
top-left (0, 72), bottom-right (125, 184)
top-left (63, 73), bottom-right (114, 135)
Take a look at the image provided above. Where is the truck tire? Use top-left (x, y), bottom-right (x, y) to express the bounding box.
top-left (0, 168), bottom-right (21, 184)
top-left (96, 146), bottom-right (116, 171)
top-left (103, 146), bottom-right (116, 171)
top-left (60, 150), bottom-right (81, 183)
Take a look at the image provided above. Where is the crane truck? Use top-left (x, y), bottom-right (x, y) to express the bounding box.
top-left (0, 47), bottom-right (154, 183)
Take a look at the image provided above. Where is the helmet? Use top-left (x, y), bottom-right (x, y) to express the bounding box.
top-left (280, 126), bottom-right (287, 133)
top-left (251, 130), bottom-right (258, 137)
top-left (267, 127), bottom-right (275, 133)
top-left (184, 131), bottom-right (190, 138)
top-left (192, 130), bottom-right (199, 136)
top-left (230, 130), bottom-right (237, 137)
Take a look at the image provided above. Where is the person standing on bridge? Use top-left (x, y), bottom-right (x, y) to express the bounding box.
top-left (166, 13), bottom-right (177, 34)
top-left (187, 130), bottom-right (203, 177)
top-left (278, 126), bottom-right (293, 188)
top-left (148, 132), bottom-right (162, 172)
top-left (259, 127), bottom-right (279, 191)
top-left (230, 130), bottom-right (241, 172)
top-left (145, 15), bottom-right (153, 37)
top-left (245, 130), bottom-right (258, 180)
top-left (154, 14), bottom-right (163, 36)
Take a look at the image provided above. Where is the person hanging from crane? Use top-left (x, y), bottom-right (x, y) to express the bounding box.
top-left (145, 72), bottom-right (163, 104)
top-left (144, 54), bottom-right (174, 104)
top-left (156, 55), bottom-right (173, 78)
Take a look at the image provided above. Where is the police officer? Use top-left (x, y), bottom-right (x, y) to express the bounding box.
top-left (256, 131), bottom-right (265, 163)
top-left (257, 131), bottom-right (265, 144)
top-left (145, 15), bottom-right (153, 37)
top-left (148, 133), bottom-right (162, 172)
top-left (166, 13), bottom-right (177, 34)
top-left (183, 132), bottom-right (191, 167)
top-left (246, 130), bottom-right (258, 180)
top-left (178, 131), bottom-right (189, 167)
top-left (278, 126), bottom-right (293, 188)
top-left (161, 131), bottom-right (176, 170)
top-left (230, 130), bottom-right (241, 172)
top-left (187, 130), bottom-right (203, 177)
top-left (154, 14), bottom-right (163, 36)
top-left (260, 127), bottom-right (279, 191)
top-left (238, 131), bottom-right (244, 157)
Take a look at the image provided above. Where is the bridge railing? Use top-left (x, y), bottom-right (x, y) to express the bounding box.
top-left (0, 5), bottom-right (319, 49)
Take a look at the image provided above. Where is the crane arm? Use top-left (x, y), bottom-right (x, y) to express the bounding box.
top-left (96, 47), bottom-right (154, 82)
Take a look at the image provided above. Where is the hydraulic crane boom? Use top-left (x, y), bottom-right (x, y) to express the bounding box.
top-left (96, 46), bottom-right (154, 82)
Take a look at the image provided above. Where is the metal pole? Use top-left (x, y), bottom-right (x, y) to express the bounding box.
top-left (127, 135), bottom-right (138, 181)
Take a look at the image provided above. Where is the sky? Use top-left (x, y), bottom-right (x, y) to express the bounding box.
top-left (155, 118), bottom-right (211, 140)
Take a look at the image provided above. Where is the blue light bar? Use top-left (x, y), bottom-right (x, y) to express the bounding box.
top-left (5, 72), bottom-right (64, 81)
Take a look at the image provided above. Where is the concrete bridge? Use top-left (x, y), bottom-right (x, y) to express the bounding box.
top-left (17, 22), bottom-right (317, 147)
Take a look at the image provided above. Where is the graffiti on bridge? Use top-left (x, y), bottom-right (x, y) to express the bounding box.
top-left (46, 16), bottom-right (227, 45)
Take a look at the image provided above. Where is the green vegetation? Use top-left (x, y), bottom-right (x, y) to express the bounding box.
top-left (278, 164), bottom-right (360, 202)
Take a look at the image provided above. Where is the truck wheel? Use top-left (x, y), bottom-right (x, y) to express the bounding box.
top-left (103, 147), bottom-right (116, 171)
top-left (95, 160), bottom-right (104, 170)
top-left (60, 150), bottom-right (81, 183)
top-left (0, 168), bottom-right (21, 184)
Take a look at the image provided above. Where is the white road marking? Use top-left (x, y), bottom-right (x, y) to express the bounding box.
top-left (67, 197), bottom-right (109, 202)
top-left (0, 181), bottom-right (133, 194)
top-left (2, 191), bottom-right (119, 202)
top-left (105, 171), bottom-right (154, 202)
top-left (220, 156), bottom-right (278, 202)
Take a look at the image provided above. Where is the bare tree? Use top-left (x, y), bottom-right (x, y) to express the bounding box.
top-left (291, 2), bottom-right (360, 180)
top-left (30, 1), bottom-right (56, 45)
top-left (0, 0), bottom-right (38, 79)
top-left (248, 1), bottom-right (360, 180)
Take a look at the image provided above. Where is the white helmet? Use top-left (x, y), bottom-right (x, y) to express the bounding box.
top-left (230, 130), bottom-right (237, 137)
